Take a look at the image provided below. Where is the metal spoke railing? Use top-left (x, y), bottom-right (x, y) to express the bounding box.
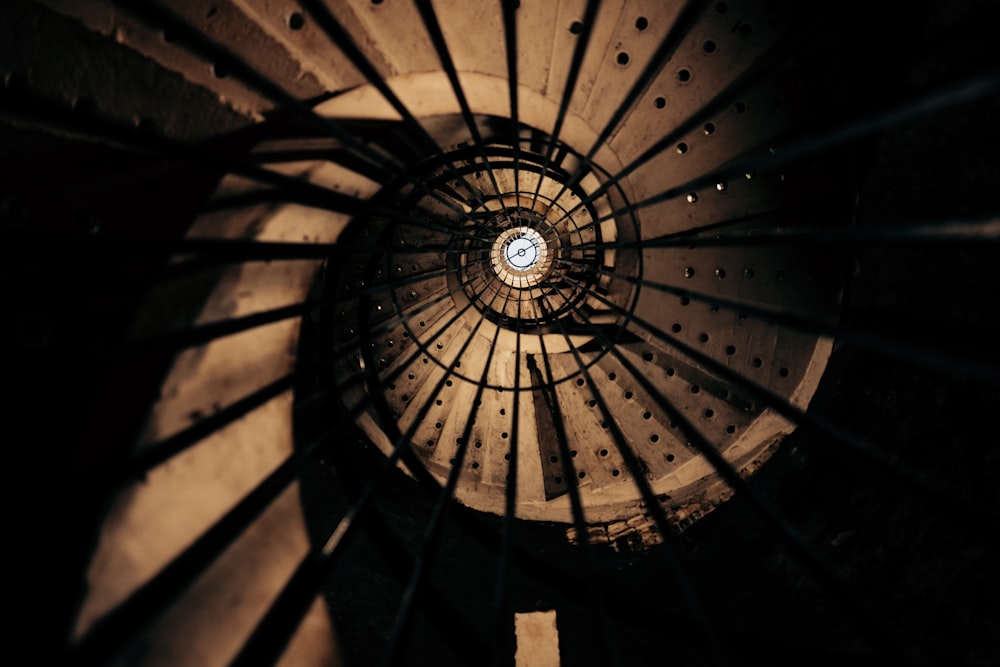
top-left (9, 1), bottom-right (995, 666)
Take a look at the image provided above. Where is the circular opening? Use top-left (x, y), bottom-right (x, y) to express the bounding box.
top-left (288, 12), bottom-right (305, 30)
top-left (734, 101), bottom-right (747, 113)
top-left (635, 16), bottom-right (649, 31)
top-left (502, 230), bottom-right (542, 269)
top-left (676, 142), bottom-right (689, 155)
top-left (654, 96), bottom-right (667, 109)
top-left (702, 40), bottom-right (717, 53)
top-left (677, 68), bottom-right (692, 82)
top-left (616, 51), bottom-right (630, 66)
top-left (704, 122), bottom-right (716, 135)
top-left (569, 21), bottom-right (583, 34)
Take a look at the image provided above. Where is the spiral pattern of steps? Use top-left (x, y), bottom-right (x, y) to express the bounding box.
top-left (4, 0), bottom-right (999, 666)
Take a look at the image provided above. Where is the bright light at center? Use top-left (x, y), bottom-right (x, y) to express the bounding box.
top-left (505, 235), bottom-right (540, 269)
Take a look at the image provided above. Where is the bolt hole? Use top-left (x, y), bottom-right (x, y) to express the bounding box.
top-left (704, 409), bottom-right (714, 419)
top-left (666, 454), bottom-right (675, 462)
top-left (578, 471), bottom-right (587, 479)
top-left (698, 333), bottom-right (709, 343)
top-left (643, 411), bottom-right (652, 420)
top-left (288, 12), bottom-right (305, 30)
top-left (676, 142), bottom-right (688, 155)
top-left (624, 391), bottom-right (634, 400)
top-left (671, 323), bottom-right (682, 333)
top-left (753, 357), bottom-right (763, 368)
top-left (650, 434), bottom-right (660, 443)
top-left (779, 367), bottom-right (790, 377)
top-left (569, 20), bottom-right (583, 34)
top-left (702, 40), bottom-right (717, 53)
top-left (704, 122), bottom-right (716, 135)
top-left (733, 101), bottom-right (747, 113)
top-left (653, 96), bottom-right (667, 109)
top-left (642, 351), bottom-right (654, 361)
top-left (726, 425), bottom-right (736, 434)
top-left (616, 51), bottom-right (630, 66)
top-left (612, 469), bottom-right (621, 477)
top-left (666, 367), bottom-right (675, 376)
top-left (600, 448), bottom-right (609, 457)
top-left (677, 68), bottom-right (691, 82)
top-left (635, 16), bottom-right (649, 31)
top-left (608, 372), bottom-right (617, 381)
top-left (726, 345), bottom-right (736, 355)
top-left (690, 385), bottom-right (700, 394)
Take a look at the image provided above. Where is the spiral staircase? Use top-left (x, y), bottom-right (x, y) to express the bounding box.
top-left (3, 0), bottom-right (999, 666)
